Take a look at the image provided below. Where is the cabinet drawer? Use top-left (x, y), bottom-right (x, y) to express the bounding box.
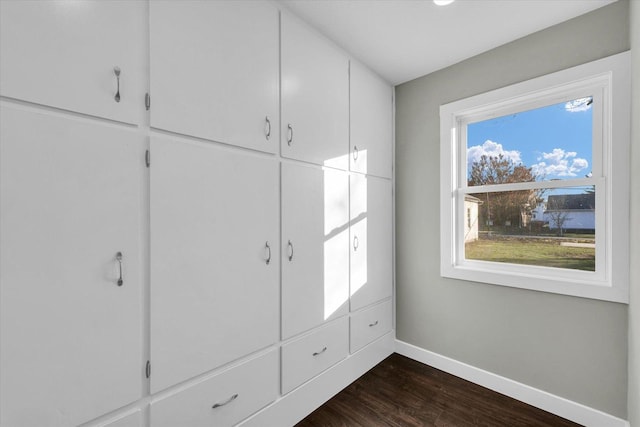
top-left (282, 317), bottom-right (349, 394)
top-left (350, 300), bottom-right (393, 353)
top-left (151, 350), bottom-right (278, 427)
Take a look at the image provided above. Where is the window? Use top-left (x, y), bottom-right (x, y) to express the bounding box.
top-left (440, 52), bottom-right (630, 303)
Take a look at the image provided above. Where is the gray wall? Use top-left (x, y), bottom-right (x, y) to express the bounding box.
top-left (628, 0), bottom-right (639, 424)
top-left (395, 0), bottom-right (630, 418)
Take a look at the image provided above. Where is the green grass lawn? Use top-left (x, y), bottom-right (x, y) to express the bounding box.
top-left (465, 236), bottom-right (595, 271)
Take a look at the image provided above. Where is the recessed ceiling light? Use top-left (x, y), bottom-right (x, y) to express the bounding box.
top-left (434, 0), bottom-right (455, 5)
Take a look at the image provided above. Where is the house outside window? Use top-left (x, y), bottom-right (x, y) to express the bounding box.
top-left (439, 52), bottom-right (631, 303)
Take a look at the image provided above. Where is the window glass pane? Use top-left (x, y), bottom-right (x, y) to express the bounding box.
top-left (464, 186), bottom-right (595, 271)
top-left (467, 97), bottom-right (593, 186)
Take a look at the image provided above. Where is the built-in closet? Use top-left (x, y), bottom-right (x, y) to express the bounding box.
top-left (0, 2), bottom-right (394, 426)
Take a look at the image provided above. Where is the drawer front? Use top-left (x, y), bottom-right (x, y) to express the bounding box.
top-left (350, 299), bottom-right (393, 353)
top-left (282, 317), bottom-right (349, 394)
top-left (151, 350), bottom-right (278, 427)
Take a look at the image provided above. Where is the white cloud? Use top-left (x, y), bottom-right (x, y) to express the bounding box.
top-left (565, 97), bottom-right (593, 113)
top-left (532, 148), bottom-right (589, 178)
top-left (467, 140), bottom-right (522, 171)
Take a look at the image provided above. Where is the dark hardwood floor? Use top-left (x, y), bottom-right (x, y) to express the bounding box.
top-left (296, 353), bottom-right (583, 427)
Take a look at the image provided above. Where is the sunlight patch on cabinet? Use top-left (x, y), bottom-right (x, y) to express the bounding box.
top-left (322, 163), bottom-right (350, 320)
top-left (349, 172), bottom-right (368, 300)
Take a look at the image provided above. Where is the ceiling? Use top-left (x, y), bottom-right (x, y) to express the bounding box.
top-left (280, 0), bottom-right (617, 85)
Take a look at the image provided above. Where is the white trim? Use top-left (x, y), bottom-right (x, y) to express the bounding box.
top-left (395, 340), bottom-right (630, 427)
top-left (440, 51), bottom-right (631, 303)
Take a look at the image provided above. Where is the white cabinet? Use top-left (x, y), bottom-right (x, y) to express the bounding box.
top-left (149, 1), bottom-right (279, 153)
top-left (281, 11), bottom-right (349, 169)
top-left (0, 1), bottom-right (145, 124)
top-left (281, 317), bottom-right (349, 394)
top-left (281, 163), bottom-right (350, 339)
top-left (350, 60), bottom-right (394, 179)
top-left (350, 174), bottom-right (393, 311)
top-left (151, 350), bottom-right (278, 427)
top-left (150, 136), bottom-right (279, 393)
top-left (0, 106), bottom-right (145, 427)
top-left (350, 299), bottom-right (393, 353)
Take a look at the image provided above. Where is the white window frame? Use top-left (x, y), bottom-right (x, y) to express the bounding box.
top-left (440, 51), bottom-right (630, 303)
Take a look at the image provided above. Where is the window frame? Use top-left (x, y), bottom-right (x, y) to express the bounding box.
top-left (439, 51), bottom-right (630, 303)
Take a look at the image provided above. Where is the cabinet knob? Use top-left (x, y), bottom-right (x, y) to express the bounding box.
top-left (353, 235), bottom-right (359, 251)
top-left (212, 393), bottom-right (238, 409)
top-left (287, 124), bottom-right (293, 146)
top-left (113, 66), bottom-right (121, 103)
top-left (353, 145), bottom-right (359, 161)
top-left (369, 320), bottom-right (379, 327)
top-left (287, 240), bottom-right (294, 261)
top-left (115, 251), bottom-right (123, 286)
top-left (264, 116), bottom-right (271, 140)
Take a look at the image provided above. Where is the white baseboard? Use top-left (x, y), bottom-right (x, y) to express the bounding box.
top-left (395, 340), bottom-right (629, 427)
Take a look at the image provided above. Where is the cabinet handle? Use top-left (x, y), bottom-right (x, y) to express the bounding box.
top-left (212, 393), bottom-right (238, 409)
top-left (265, 116), bottom-right (271, 140)
top-left (116, 252), bottom-right (123, 286)
top-left (312, 346), bottom-right (327, 356)
top-left (287, 124), bottom-right (293, 146)
top-left (287, 240), bottom-right (294, 261)
top-left (265, 241), bottom-right (271, 265)
top-left (353, 235), bottom-right (359, 251)
top-left (353, 145), bottom-right (358, 161)
top-left (113, 66), bottom-right (121, 103)
top-left (369, 320), bottom-right (379, 327)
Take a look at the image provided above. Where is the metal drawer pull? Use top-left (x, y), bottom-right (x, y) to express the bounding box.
top-left (369, 320), bottom-right (379, 327)
top-left (353, 235), bottom-right (359, 251)
top-left (287, 124), bottom-right (293, 146)
top-left (265, 241), bottom-right (271, 265)
top-left (312, 346), bottom-right (327, 356)
top-left (353, 145), bottom-right (358, 161)
top-left (113, 66), bottom-right (121, 102)
top-left (287, 240), bottom-right (294, 261)
top-left (116, 252), bottom-right (123, 286)
top-left (212, 393), bottom-right (238, 409)
top-left (265, 116), bottom-right (271, 140)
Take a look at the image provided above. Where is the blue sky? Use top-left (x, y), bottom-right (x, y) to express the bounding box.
top-left (467, 97), bottom-right (593, 181)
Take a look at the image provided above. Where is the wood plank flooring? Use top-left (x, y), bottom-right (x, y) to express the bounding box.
top-left (296, 353), bottom-right (583, 427)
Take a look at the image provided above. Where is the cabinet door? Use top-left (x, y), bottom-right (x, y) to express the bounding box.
top-left (150, 1), bottom-right (278, 153)
top-left (150, 137), bottom-right (279, 393)
top-left (151, 350), bottom-right (278, 427)
top-left (281, 11), bottom-right (349, 169)
top-left (281, 163), bottom-right (349, 339)
top-left (350, 60), bottom-right (393, 179)
top-left (0, 1), bottom-right (145, 124)
top-left (281, 317), bottom-right (349, 394)
top-left (350, 299), bottom-right (393, 353)
top-left (0, 106), bottom-right (144, 427)
top-left (350, 174), bottom-right (393, 311)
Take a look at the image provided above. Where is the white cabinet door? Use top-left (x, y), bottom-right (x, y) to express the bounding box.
top-left (350, 174), bottom-right (393, 311)
top-left (350, 60), bottom-right (393, 179)
top-left (281, 163), bottom-right (349, 339)
top-left (150, 137), bottom-right (279, 393)
top-left (0, 106), bottom-right (144, 427)
top-left (0, 1), bottom-right (145, 124)
top-left (350, 299), bottom-right (393, 353)
top-left (281, 11), bottom-right (349, 169)
top-left (151, 350), bottom-right (278, 427)
top-left (150, 1), bottom-right (278, 153)
top-left (281, 317), bottom-right (349, 394)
